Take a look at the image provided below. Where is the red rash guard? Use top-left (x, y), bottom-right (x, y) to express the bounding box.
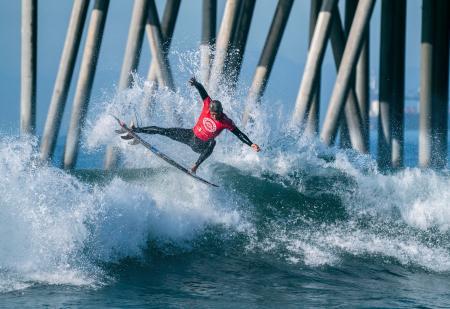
top-left (193, 97), bottom-right (236, 141)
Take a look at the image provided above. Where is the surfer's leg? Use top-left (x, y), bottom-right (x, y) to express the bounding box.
top-left (138, 126), bottom-right (194, 147)
top-left (135, 126), bottom-right (165, 135)
top-left (193, 139), bottom-right (216, 167)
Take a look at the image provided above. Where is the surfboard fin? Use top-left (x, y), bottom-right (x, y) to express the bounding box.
top-left (115, 128), bottom-right (127, 134)
top-left (129, 121), bottom-right (136, 131)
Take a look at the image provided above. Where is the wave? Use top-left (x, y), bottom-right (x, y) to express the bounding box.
top-left (0, 51), bottom-right (449, 293)
top-left (0, 136), bottom-right (248, 293)
top-left (81, 70), bottom-right (450, 273)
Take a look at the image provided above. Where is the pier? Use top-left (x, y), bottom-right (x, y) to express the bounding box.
top-left (18, 0), bottom-right (449, 170)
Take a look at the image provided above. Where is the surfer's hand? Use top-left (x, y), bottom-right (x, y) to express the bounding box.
top-left (189, 77), bottom-right (198, 86)
top-left (251, 144), bottom-right (261, 152)
top-left (190, 164), bottom-right (198, 174)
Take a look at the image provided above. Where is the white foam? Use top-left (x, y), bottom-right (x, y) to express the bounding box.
top-left (81, 51), bottom-right (450, 273)
top-left (2, 48), bottom-right (447, 293)
top-left (0, 135), bottom-right (249, 292)
top-left (342, 168), bottom-right (450, 231)
top-left (0, 136), bottom-right (101, 290)
top-left (317, 224), bottom-right (450, 272)
top-left (252, 221), bottom-right (450, 271)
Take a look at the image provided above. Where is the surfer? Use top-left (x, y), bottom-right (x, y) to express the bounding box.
top-left (120, 77), bottom-right (260, 173)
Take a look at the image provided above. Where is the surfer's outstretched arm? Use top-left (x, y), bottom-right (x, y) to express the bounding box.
top-left (231, 127), bottom-right (261, 152)
top-left (189, 77), bottom-right (209, 101)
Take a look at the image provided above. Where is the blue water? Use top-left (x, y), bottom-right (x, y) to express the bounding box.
top-left (1, 75), bottom-right (450, 308)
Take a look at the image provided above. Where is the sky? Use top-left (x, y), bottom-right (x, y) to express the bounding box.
top-left (0, 0), bottom-right (429, 136)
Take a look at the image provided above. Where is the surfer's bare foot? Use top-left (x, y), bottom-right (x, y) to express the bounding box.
top-left (121, 134), bottom-right (134, 140)
top-left (190, 164), bottom-right (198, 174)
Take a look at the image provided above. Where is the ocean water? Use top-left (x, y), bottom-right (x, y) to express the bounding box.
top-left (1, 65), bottom-right (450, 308)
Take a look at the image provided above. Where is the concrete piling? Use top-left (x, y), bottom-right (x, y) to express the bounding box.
top-left (40, 0), bottom-right (89, 162)
top-left (390, 0), bottom-right (406, 169)
top-left (431, 0), bottom-right (449, 169)
top-left (228, 0), bottom-right (256, 86)
top-left (328, 6), bottom-right (366, 152)
top-left (147, 0), bottom-right (181, 84)
top-left (320, 0), bottom-right (375, 146)
top-left (418, 0), bottom-right (450, 169)
top-left (64, 0), bottom-right (110, 170)
top-left (21, 0), bottom-right (37, 136)
top-left (200, 0), bottom-right (217, 84)
top-left (305, 0), bottom-right (322, 136)
top-left (338, 0), bottom-right (369, 152)
top-left (378, 1), bottom-right (394, 169)
top-left (145, 0), bottom-right (175, 90)
top-left (355, 16), bottom-right (370, 152)
top-left (118, 0), bottom-right (149, 91)
top-left (338, 0), bottom-right (356, 149)
top-left (378, 0), bottom-right (406, 170)
top-left (208, 0), bottom-right (242, 92)
top-left (291, 0), bottom-right (337, 127)
top-left (356, 42), bottom-right (370, 150)
top-left (418, 0), bottom-right (434, 168)
top-left (242, 0), bottom-right (294, 126)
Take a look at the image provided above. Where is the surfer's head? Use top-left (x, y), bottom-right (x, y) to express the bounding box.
top-left (210, 100), bottom-right (223, 120)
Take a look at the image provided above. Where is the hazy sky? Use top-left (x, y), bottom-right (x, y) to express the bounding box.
top-left (0, 0), bottom-right (426, 135)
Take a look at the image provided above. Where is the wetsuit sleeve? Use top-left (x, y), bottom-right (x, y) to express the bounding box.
top-left (192, 81), bottom-right (209, 100)
top-left (230, 127), bottom-right (253, 147)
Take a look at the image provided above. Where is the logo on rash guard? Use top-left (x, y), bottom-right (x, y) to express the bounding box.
top-left (203, 118), bottom-right (217, 132)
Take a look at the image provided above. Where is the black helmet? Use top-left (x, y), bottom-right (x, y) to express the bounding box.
top-left (210, 100), bottom-right (223, 114)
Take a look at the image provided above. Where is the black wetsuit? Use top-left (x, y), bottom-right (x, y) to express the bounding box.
top-left (133, 126), bottom-right (216, 167)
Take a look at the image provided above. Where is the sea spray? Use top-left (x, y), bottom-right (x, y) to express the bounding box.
top-left (0, 135), bottom-right (249, 292)
top-left (0, 136), bottom-right (100, 290)
top-left (81, 48), bottom-right (450, 275)
top-left (2, 48), bottom-right (449, 296)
